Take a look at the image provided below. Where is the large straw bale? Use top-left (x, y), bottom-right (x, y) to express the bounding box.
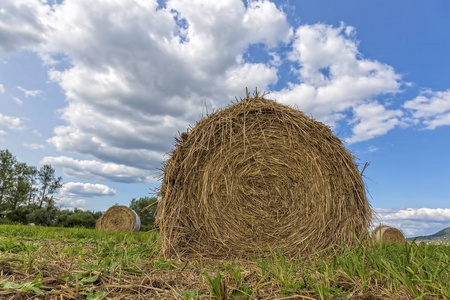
top-left (96, 205), bottom-right (140, 232)
top-left (157, 93), bottom-right (372, 258)
top-left (371, 225), bottom-right (405, 243)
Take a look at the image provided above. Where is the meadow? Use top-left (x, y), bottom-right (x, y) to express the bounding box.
top-left (0, 225), bottom-right (449, 299)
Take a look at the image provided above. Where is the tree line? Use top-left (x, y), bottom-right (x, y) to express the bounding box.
top-left (0, 149), bottom-right (157, 230)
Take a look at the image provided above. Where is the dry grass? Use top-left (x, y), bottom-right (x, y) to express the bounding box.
top-left (157, 91), bottom-right (372, 258)
top-left (96, 205), bottom-right (140, 232)
top-left (1, 226), bottom-right (449, 299)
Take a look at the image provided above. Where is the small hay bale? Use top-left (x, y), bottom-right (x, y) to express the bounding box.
top-left (96, 205), bottom-right (140, 232)
top-left (28, 223), bottom-right (35, 226)
top-left (413, 240), bottom-right (426, 246)
top-left (157, 94), bottom-right (372, 258)
top-left (371, 225), bottom-right (405, 243)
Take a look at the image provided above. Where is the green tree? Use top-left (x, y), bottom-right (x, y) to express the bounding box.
top-left (27, 205), bottom-right (57, 226)
top-left (66, 212), bottom-right (96, 228)
top-left (6, 205), bottom-right (35, 224)
top-left (0, 150), bottom-right (17, 210)
top-left (37, 164), bottom-right (63, 208)
top-left (9, 163), bottom-right (37, 210)
top-left (129, 197), bottom-right (158, 231)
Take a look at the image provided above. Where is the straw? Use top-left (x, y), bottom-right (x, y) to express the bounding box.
top-left (157, 92), bottom-right (372, 258)
top-left (96, 205), bottom-right (140, 232)
top-left (372, 225), bottom-right (405, 243)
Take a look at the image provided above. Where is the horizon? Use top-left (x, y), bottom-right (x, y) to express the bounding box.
top-left (1, 0), bottom-right (449, 237)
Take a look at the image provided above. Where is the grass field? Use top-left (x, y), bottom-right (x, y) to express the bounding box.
top-left (0, 225), bottom-right (449, 299)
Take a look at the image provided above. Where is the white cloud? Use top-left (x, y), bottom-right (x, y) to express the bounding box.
top-left (3, 0), bottom-right (290, 176)
top-left (0, 83), bottom-right (4, 93)
top-left (60, 182), bottom-right (116, 198)
top-left (224, 63), bottom-right (278, 92)
top-left (56, 198), bottom-right (87, 210)
top-left (367, 145), bottom-right (379, 153)
top-left (0, 0), bottom-right (49, 52)
top-left (374, 207), bottom-right (450, 236)
top-left (404, 89), bottom-right (450, 129)
top-left (0, 113), bottom-right (24, 130)
top-left (272, 23), bottom-right (402, 139)
top-left (0, 129), bottom-right (6, 136)
top-left (382, 207), bottom-right (450, 222)
top-left (41, 156), bottom-right (157, 183)
top-left (17, 85), bottom-right (42, 97)
top-left (13, 97), bottom-right (23, 105)
top-left (32, 129), bottom-right (42, 137)
top-left (1, 0), bottom-right (414, 186)
top-left (23, 143), bottom-right (45, 150)
top-left (346, 102), bottom-right (403, 144)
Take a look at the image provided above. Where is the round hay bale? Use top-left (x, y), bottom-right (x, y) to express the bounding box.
top-left (157, 94), bottom-right (372, 258)
top-left (96, 205), bottom-right (140, 232)
top-left (371, 225), bottom-right (405, 243)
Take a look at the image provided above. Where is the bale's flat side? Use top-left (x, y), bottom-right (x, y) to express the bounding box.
top-left (157, 95), bottom-right (372, 258)
top-left (372, 225), bottom-right (405, 243)
top-left (96, 205), bottom-right (140, 232)
top-left (371, 225), bottom-right (388, 242)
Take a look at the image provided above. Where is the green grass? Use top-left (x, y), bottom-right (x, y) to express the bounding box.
top-left (0, 224), bottom-right (449, 299)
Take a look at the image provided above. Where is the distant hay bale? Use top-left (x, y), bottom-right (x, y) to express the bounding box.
top-left (28, 223), bottom-right (35, 226)
top-left (96, 205), bottom-right (140, 232)
top-left (371, 225), bottom-right (405, 243)
top-left (157, 93), bottom-right (372, 258)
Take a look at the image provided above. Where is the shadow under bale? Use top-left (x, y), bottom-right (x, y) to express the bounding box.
top-left (157, 93), bottom-right (372, 258)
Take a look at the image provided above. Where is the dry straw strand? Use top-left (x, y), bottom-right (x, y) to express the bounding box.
top-left (157, 92), bottom-right (372, 258)
top-left (96, 205), bottom-right (141, 232)
top-left (371, 225), bottom-right (405, 243)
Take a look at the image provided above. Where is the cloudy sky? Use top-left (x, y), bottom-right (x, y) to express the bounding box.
top-left (1, 0), bottom-right (449, 237)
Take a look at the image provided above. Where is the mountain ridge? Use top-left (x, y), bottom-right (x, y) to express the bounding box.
top-left (409, 227), bottom-right (450, 245)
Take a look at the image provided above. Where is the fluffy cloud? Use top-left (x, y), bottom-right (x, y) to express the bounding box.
top-left (0, 113), bottom-right (24, 130)
top-left (0, 0), bottom-right (48, 52)
top-left (60, 182), bottom-right (116, 198)
top-left (41, 156), bottom-right (156, 183)
top-left (346, 102), bottom-right (403, 143)
top-left (0, 83), bottom-right (4, 93)
top-left (374, 207), bottom-right (450, 236)
top-left (404, 89), bottom-right (450, 129)
top-left (0, 0), bottom-right (411, 184)
top-left (3, 0), bottom-right (288, 173)
top-left (56, 198), bottom-right (87, 210)
top-left (272, 23), bottom-right (402, 139)
top-left (382, 208), bottom-right (450, 222)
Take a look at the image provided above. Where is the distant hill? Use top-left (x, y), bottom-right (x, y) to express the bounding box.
top-left (409, 227), bottom-right (450, 245)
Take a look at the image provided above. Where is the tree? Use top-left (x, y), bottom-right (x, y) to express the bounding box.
top-left (6, 204), bottom-right (35, 224)
top-left (27, 205), bottom-right (57, 226)
top-left (0, 150), bottom-right (17, 209)
top-left (129, 197), bottom-right (158, 230)
top-left (55, 209), bottom-right (102, 228)
top-left (37, 164), bottom-right (63, 208)
top-left (9, 163), bottom-right (37, 210)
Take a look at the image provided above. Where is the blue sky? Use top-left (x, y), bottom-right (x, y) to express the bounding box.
top-left (0, 0), bottom-right (449, 237)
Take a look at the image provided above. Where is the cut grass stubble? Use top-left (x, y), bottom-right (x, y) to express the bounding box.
top-left (1, 225), bottom-right (448, 299)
